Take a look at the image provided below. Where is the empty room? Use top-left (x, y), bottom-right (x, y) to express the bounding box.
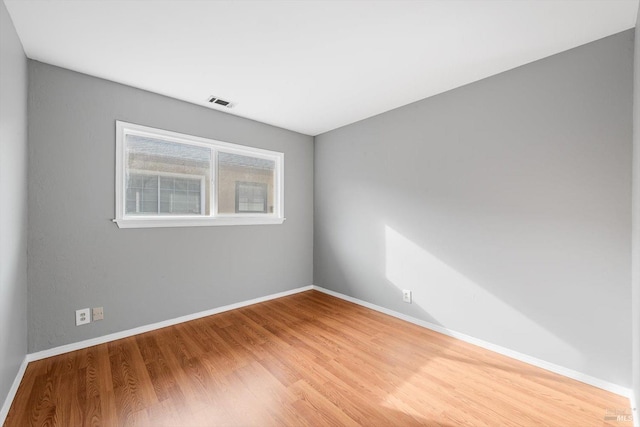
top-left (1, 0), bottom-right (640, 425)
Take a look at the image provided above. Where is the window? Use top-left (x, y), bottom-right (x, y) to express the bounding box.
top-left (235, 182), bottom-right (268, 213)
top-left (115, 121), bottom-right (284, 228)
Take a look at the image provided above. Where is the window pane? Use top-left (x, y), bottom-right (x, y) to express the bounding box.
top-left (125, 135), bottom-right (210, 215)
top-left (217, 152), bottom-right (275, 214)
top-left (236, 182), bottom-right (268, 213)
top-left (158, 176), bottom-right (202, 214)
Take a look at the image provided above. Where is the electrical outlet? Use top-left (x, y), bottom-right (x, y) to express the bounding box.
top-left (402, 289), bottom-right (412, 303)
top-left (92, 307), bottom-right (104, 321)
top-left (76, 308), bottom-right (91, 326)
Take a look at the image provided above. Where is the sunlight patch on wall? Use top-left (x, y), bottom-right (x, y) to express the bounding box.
top-left (384, 225), bottom-right (580, 363)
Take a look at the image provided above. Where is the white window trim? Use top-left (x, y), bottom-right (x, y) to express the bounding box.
top-left (114, 121), bottom-right (285, 228)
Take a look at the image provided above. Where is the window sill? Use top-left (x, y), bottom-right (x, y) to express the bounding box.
top-left (113, 216), bottom-right (286, 229)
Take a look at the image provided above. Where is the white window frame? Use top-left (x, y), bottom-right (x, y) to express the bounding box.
top-left (115, 121), bottom-right (285, 228)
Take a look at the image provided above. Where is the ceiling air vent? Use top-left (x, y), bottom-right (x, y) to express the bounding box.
top-left (208, 96), bottom-right (234, 108)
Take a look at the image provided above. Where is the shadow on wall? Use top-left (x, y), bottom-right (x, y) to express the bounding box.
top-left (315, 219), bottom-right (442, 328)
top-left (314, 173), bottom-right (629, 385)
top-left (313, 228), bottom-right (588, 423)
top-left (384, 224), bottom-right (580, 364)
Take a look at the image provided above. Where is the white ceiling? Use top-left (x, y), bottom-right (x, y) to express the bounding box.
top-left (4, 0), bottom-right (639, 136)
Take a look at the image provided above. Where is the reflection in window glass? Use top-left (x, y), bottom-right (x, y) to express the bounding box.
top-left (218, 152), bottom-right (275, 214)
top-left (125, 135), bottom-right (210, 215)
top-left (236, 182), bottom-right (268, 213)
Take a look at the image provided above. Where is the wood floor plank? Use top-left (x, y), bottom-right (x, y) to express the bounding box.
top-left (5, 290), bottom-right (633, 426)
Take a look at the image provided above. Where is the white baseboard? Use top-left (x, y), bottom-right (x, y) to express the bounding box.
top-left (311, 285), bottom-right (633, 399)
top-left (27, 285), bottom-right (313, 363)
top-left (0, 356), bottom-right (28, 425)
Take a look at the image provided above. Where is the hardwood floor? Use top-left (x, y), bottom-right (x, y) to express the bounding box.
top-left (5, 290), bottom-right (632, 426)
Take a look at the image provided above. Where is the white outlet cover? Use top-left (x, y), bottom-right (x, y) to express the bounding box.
top-left (402, 290), bottom-right (412, 303)
top-left (76, 308), bottom-right (91, 326)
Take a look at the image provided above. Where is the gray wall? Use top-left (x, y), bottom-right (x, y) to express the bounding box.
top-left (315, 31), bottom-right (633, 387)
top-left (632, 8), bottom-right (639, 416)
top-left (0, 0), bottom-right (28, 410)
top-left (27, 61), bottom-right (313, 352)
